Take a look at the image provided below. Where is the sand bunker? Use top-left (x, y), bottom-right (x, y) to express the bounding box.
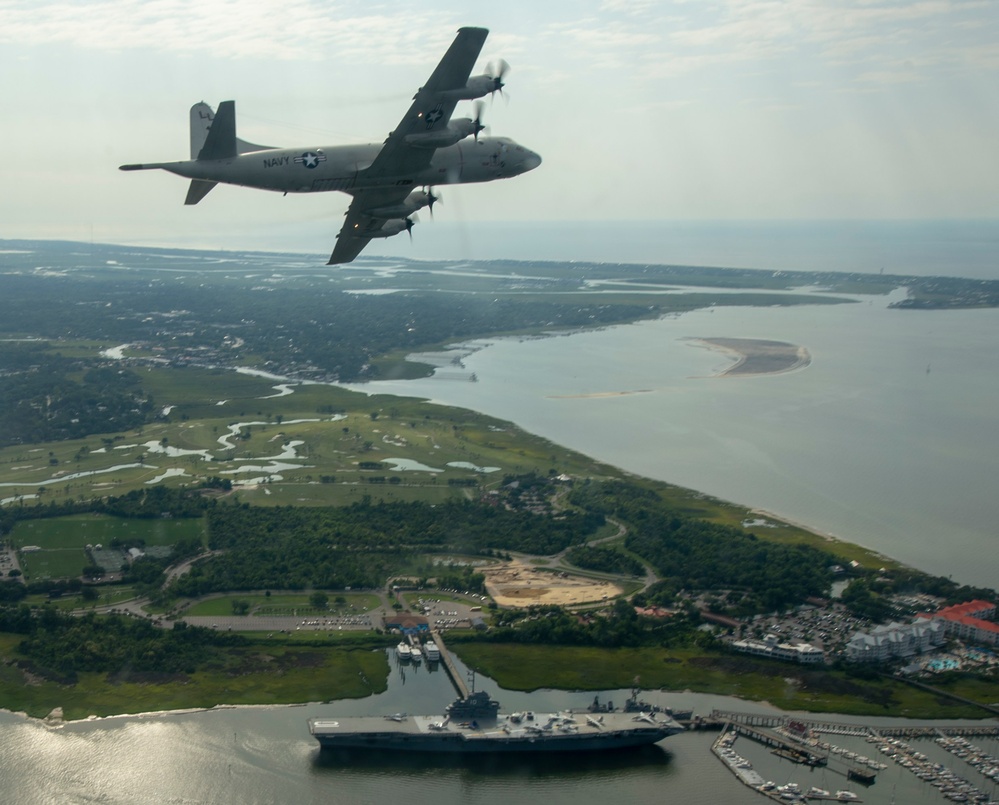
top-left (483, 560), bottom-right (622, 607)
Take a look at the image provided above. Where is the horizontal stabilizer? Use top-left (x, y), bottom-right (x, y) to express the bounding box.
top-left (185, 179), bottom-right (218, 205)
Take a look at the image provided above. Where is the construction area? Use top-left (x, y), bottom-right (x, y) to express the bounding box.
top-left (482, 559), bottom-right (623, 607)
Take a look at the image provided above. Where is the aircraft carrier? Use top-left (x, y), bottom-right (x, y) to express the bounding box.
top-left (309, 688), bottom-right (684, 753)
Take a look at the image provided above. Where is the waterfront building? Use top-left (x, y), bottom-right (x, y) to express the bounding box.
top-left (917, 599), bottom-right (999, 646)
top-left (731, 634), bottom-right (825, 664)
top-left (845, 619), bottom-right (946, 663)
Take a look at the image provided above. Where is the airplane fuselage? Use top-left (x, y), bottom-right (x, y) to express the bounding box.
top-left (155, 136), bottom-right (539, 195)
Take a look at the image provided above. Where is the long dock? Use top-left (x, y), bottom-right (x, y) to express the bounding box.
top-left (710, 710), bottom-right (999, 739)
top-left (430, 629), bottom-right (470, 699)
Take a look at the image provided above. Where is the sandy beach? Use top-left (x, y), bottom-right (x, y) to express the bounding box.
top-left (688, 337), bottom-right (811, 376)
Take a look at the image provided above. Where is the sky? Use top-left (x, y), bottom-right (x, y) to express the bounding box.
top-left (2, 0), bottom-right (998, 262)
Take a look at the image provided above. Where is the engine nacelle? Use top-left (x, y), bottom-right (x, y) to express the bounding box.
top-left (405, 118), bottom-right (479, 149)
top-left (367, 190), bottom-right (432, 219)
top-left (367, 218), bottom-right (413, 239)
top-left (438, 74), bottom-right (497, 101)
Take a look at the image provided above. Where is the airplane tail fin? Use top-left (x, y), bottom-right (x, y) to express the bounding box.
top-left (186, 101), bottom-right (235, 205)
top-left (194, 100), bottom-right (237, 161)
top-left (190, 102), bottom-right (217, 159)
top-left (183, 100), bottom-right (277, 205)
top-left (190, 100), bottom-right (274, 161)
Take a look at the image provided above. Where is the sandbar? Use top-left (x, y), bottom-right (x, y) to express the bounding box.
top-left (547, 390), bottom-right (653, 399)
top-left (688, 337), bottom-right (810, 377)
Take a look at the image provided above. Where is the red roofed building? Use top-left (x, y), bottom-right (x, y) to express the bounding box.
top-left (918, 600), bottom-right (999, 646)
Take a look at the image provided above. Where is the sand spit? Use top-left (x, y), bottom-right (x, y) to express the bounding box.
top-left (689, 337), bottom-right (811, 377)
top-left (546, 390), bottom-right (654, 399)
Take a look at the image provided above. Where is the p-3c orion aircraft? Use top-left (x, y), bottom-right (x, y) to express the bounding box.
top-left (120, 27), bottom-right (541, 264)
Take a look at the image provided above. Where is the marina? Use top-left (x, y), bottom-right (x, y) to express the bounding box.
top-left (710, 712), bottom-right (999, 804)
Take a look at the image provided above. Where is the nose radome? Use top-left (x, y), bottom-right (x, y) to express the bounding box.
top-left (523, 151), bottom-right (542, 171)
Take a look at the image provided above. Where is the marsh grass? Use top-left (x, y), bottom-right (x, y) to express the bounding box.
top-left (452, 643), bottom-right (991, 719)
top-left (0, 637), bottom-right (389, 721)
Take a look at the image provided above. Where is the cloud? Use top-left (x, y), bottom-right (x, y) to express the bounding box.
top-left (539, 0), bottom-right (999, 89)
top-left (0, 1), bottom-right (457, 62)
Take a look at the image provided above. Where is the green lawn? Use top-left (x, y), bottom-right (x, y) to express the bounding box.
top-left (21, 587), bottom-right (140, 611)
top-left (10, 513), bottom-right (205, 550)
top-left (11, 514), bottom-right (205, 581)
top-left (183, 592), bottom-right (382, 617)
top-left (18, 548), bottom-right (88, 580)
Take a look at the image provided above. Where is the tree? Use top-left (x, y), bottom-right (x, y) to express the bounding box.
top-left (309, 591), bottom-right (329, 609)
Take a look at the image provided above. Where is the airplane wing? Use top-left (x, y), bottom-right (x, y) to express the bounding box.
top-left (364, 26), bottom-right (488, 180)
top-left (327, 27), bottom-right (489, 265)
top-left (327, 188), bottom-right (413, 265)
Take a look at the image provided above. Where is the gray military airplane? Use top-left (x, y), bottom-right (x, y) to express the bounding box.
top-left (120, 27), bottom-right (541, 264)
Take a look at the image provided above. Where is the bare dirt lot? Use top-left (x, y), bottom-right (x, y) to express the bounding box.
top-left (483, 560), bottom-right (622, 607)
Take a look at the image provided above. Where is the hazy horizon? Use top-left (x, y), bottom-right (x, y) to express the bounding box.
top-left (8, 218), bottom-right (999, 280)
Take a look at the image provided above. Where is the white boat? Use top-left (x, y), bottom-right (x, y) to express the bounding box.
top-left (410, 645), bottom-right (422, 662)
top-left (424, 640), bottom-right (441, 661)
top-left (396, 642), bottom-right (411, 660)
top-left (835, 792), bottom-right (859, 801)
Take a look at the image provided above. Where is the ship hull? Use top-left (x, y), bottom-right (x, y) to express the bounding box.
top-left (310, 712), bottom-right (681, 754)
top-left (313, 729), bottom-right (673, 753)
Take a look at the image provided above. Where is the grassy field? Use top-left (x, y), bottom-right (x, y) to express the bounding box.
top-left (10, 513), bottom-right (206, 581)
top-left (10, 513), bottom-right (205, 551)
top-left (0, 358), bottom-right (891, 571)
top-left (22, 585), bottom-right (141, 611)
top-left (182, 592), bottom-right (382, 617)
top-left (0, 632), bottom-right (391, 720)
top-left (451, 643), bottom-right (996, 720)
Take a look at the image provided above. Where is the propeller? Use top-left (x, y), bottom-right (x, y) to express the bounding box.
top-left (405, 214), bottom-right (418, 242)
top-left (486, 59), bottom-right (510, 101)
top-left (472, 101), bottom-right (487, 141)
top-left (425, 187), bottom-right (442, 218)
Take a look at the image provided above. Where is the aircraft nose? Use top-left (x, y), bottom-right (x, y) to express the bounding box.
top-left (522, 150), bottom-right (542, 172)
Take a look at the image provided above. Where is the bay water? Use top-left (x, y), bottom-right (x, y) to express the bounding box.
top-left (3, 652), bottom-right (994, 804)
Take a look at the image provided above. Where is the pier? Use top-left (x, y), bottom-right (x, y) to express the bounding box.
top-left (709, 710), bottom-right (999, 740)
top-left (430, 629), bottom-right (470, 699)
top-left (712, 727), bottom-right (862, 803)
